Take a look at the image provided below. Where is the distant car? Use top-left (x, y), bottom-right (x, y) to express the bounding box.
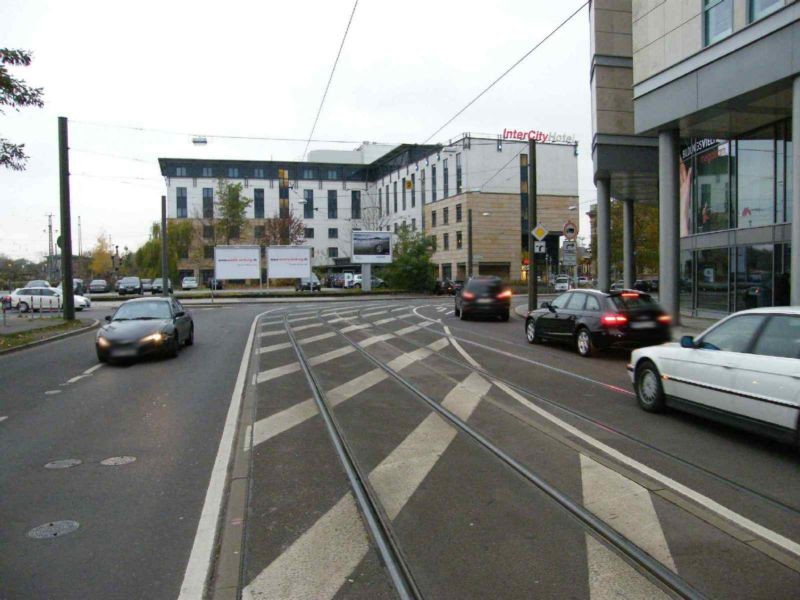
top-left (206, 278), bottom-right (223, 290)
top-left (181, 276), bottom-right (198, 290)
top-left (69, 279), bottom-right (86, 295)
top-left (296, 275), bottom-right (322, 292)
top-left (554, 276), bottom-right (571, 292)
top-left (118, 276), bottom-right (143, 295)
top-left (9, 287), bottom-right (90, 312)
top-left (151, 278), bottom-right (173, 294)
top-left (526, 289), bottom-right (671, 357)
top-left (53, 288), bottom-right (91, 311)
top-left (454, 276), bottom-right (511, 321)
top-left (89, 279), bottom-right (110, 293)
top-left (629, 307), bottom-right (800, 445)
top-left (633, 280), bottom-right (653, 292)
top-left (578, 276), bottom-right (589, 287)
top-left (434, 279), bottom-right (455, 295)
top-left (95, 297), bottom-right (193, 363)
top-left (25, 279), bottom-right (51, 288)
top-left (141, 279), bottom-right (153, 293)
top-left (610, 280), bottom-right (626, 291)
top-left (352, 274), bottom-right (385, 289)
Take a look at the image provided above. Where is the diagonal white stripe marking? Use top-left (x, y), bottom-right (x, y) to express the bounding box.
top-left (67, 375), bottom-right (86, 384)
top-left (299, 332), bottom-right (337, 345)
top-left (395, 321), bottom-right (433, 336)
top-left (340, 323), bottom-right (372, 333)
top-left (361, 310), bottom-right (388, 317)
top-left (585, 536), bottom-right (669, 600)
top-left (391, 306), bottom-right (411, 312)
top-left (254, 362), bottom-right (300, 384)
top-left (260, 319), bottom-right (284, 327)
top-left (258, 342), bottom-right (292, 355)
top-left (83, 364), bottom-right (104, 375)
top-left (373, 317), bottom-right (396, 325)
top-left (0, 416), bottom-right (8, 423)
top-left (359, 333), bottom-right (395, 348)
top-left (293, 323), bottom-right (324, 332)
top-left (288, 315), bottom-right (317, 323)
top-left (259, 329), bottom-right (286, 338)
top-left (327, 316), bottom-right (357, 324)
top-left (308, 346), bottom-right (354, 366)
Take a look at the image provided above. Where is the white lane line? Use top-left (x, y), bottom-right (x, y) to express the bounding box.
top-left (395, 321), bottom-right (433, 336)
top-left (443, 325), bottom-right (482, 369)
top-left (340, 323), bottom-right (372, 333)
top-left (44, 390), bottom-right (61, 395)
top-left (437, 306), bottom-right (447, 313)
top-left (298, 332), bottom-right (337, 345)
top-left (242, 493), bottom-right (369, 600)
top-left (287, 315), bottom-right (316, 323)
top-left (0, 416), bottom-right (7, 422)
top-left (445, 310), bottom-right (454, 316)
top-left (369, 372), bottom-right (491, 520)
top-left (66, 375), bottom-right (86, 384)
top-left (413, 305), bottom-right (439, 323)
top-left (392, 313), bottom-right (414, 320)
top-left (391, 306), bottom-right (412, 312)
top-left (258, 342), bottom-right (293, 355)
top-left (259, 330), bottom-right (286, 338)
top-left (292, 323), bottom-right (324, 332)
top-left (359, 333), bottom-right (395, 348)
top-left (361, 310), bottom-right (388, 317)
top-left (178, 308), bottom-right (277, 600)
top-left (83, 364), bottom-right (104, 375)
top-left (374, 317), bottom-right (396, 325)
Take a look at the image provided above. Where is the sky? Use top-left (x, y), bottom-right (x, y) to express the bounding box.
top-left (0, 0), bottom-right (596, 261)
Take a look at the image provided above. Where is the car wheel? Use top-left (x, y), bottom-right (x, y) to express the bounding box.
top-left (525, 319), bottom-right (538, 344)
top-left (167, 334), bottom-right (180, 358)
top-left (575, 327), bottom-right (595, 357)
top-left (636, 360), bottom-right (666, 412)
top-left (18, 301), bottom-right (29, 313)
top-left (96, 349), bottom-right (107, 363)
top-left (500, 310), bottom-right (510, 322)
top-left (454, 304), bottom-right (460, 317)
top-left (459, 308), bottom-right (469, 321)
top-left (185, 326), bottom-right (194, 346)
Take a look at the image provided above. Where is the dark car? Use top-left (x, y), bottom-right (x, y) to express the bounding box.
top-left (89, 279), bottom-right (110, 293)
top-left (141, 278), bottom-right (153, 293)
top-left (95, 297), bottom-right (193, 363)
top-left (118, 276), bottom-right (143, 295)
top-left (151, 278), bottom-right (173, 294)
top-left (454, 276), bottom-right (512, 321)
top-left (633, 279), bottom-right (653, 292)
top-left (525, 289), bottom-right (671, 357)
top-left (434, 279), bottom-right (455, 295)
top-left (296, 275), bottom-right (321, 292)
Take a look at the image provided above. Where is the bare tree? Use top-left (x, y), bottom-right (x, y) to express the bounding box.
top-left (259, 212), bottom-right (305, 247)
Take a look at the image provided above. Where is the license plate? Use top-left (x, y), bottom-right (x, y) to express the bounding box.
top-left (112, 348), bottom-right (137, 357)
top-left (630, 321), bottom-right (656, 329)
top-left (478, 298), bottom-right (493, 304)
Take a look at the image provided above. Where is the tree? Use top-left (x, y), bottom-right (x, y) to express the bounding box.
top-left (132, 221), bottom-right (193, 279)
top-left (1, 49), bottom-right (44, 171)
top-left (382, 226), bottom-right (435, 292)
top-left (259, 212), bottom-right (305, 247)
top-left (608, 200), bottom-right (659, 277)
top-left (215, 179), bottom-right (252, 244)
top-left (90, 234), bottom-right (113, 277)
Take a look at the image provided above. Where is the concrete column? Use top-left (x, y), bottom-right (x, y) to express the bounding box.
top-left (623, 198), bottom-right (635, 288)
top-left (659, 130), bottom-right (680, 322)
top-left (596, 177), bottom-right (611, 291)
top-left (792, 76), bottom-right (800, 306)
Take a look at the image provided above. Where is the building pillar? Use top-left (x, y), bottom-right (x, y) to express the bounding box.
top-left (623, 198), bottom-right (635, 288)
top-left (791, 76), bottom-right (800, 306)
top-left (659, 129), bottom-right (680, 322)
top-left (596, 176), bottom-right (611, 291)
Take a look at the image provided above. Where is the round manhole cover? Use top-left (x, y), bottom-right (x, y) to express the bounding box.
top-left (100, 456), bottom-right (136, 466)
top-left (27, 520), bottom-right (79, 539)
top-left (44, 459), bottom-right (82, 469)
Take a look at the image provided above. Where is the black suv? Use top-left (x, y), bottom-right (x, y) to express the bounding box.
top-left (454, 276), bottom-right (512, 321)
top-left (524, 289), bottom-right (671, 357)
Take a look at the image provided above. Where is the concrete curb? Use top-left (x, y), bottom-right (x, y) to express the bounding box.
top-left (0, 319), bottom-right (99, 356)
top-left (91, 294), bottom-right (435, 310)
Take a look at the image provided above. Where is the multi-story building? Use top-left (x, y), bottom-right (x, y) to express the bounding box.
top-left (158, 134), bottom-right (578, 283)
top-left (590, 0), bottom-right (798, 318)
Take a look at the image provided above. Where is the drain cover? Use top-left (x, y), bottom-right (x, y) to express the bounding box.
top-left (44, 459), bottom-right (82, 469)
top-left (27, 520), bottom-right (79, 539)
top-left (100, 456), bottom-right (136, 466)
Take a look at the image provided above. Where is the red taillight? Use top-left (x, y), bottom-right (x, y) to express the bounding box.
top-left (657, 315), bottom-right (672, 324)
top-left (601, 313), bottom-right (628, 326)
top-left (496, 290), bottom-right (512, 299)
top-left (620, 292), bottom-right (639, 298)
top-left (462, 291), bottom-right (475, 300)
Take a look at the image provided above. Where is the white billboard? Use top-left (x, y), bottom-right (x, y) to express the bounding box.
top-left (267, 246), bottom-right (312, 279)
top-left (352, 231), bottom-right (392, 264)
top-left (214, 245), bottom-right (261, 280)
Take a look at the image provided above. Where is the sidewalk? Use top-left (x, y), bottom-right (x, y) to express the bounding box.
top-left (0, 312), bottom-right (68, 335)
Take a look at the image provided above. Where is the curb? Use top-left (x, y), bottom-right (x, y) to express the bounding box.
top-left (0, 319), bottom-right (100, 356)
top-left (91, 295), bottom-right (435, 309)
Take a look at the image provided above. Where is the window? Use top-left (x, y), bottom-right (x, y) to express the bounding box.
top-left (304, 190), bottom-right (314, 218)
top-left (699, 314), bottom-right (766, 352)
top-left (253, 168), bottom-right (265, 179)
top-left (430, 235), bottom-right (437, 251)
top-left (411, 173), bottom-right (416, 207)
top-left (456, 204), bottom-right (462, 222)
top-left (704, 0), bottom-right (733, 46)
top-left (750, 0), bottom-right (782, 22)
top-left (254, 189), bottom-right (265, 218)
top-left (176, 166), bottom-right (187, 177)
top-left (412, 218), bottom-right (416, 231)
top-left (254, 225), bottom-right (265, 239)
top-left (385, 185), bottom-right (390, 214)
top-left (456, 230), bottom-right (462, 249)
top-left (443, 158), bottom-right (449, 197)
top-left (697, 248), bottom-right (730, 312)
top-left (738, 127), bottom-right (775, 228)
top-left (202, 188), bottom-right (214, 218)
top-left (229, 226), bottom-right (240, 240)
top-left (394, 223), bottom-right (399, 233)
top-left (305, 227), bottom-right (314, 238)
top-left (585, 295), bottom-right (601, 311)
top-left (695, 144), bottom-right (730, 232)
top-left (551, 293), bottom-right (570, 309)
top-left (378, 188), bottom-right (382, 216)
top-left (752, 316), bottom-right (800, 358)
top-left (443, 233), bottom-right (449, 250)
top-left (456, 153), bottom-right (462, 195)
top-left (432, 210), bottom-right (437, 227)
top-left (328, 228), bottom-right (338, 239)
top-left (351, 190), bottom-right (361, 219)
top-left (326, 168), bottom-right (338, 180)
top-left (393, 181), bottom-right (398, 212)
top-left (432, 166), bottom-right (437, 202)
top-left (328, 247), bottom-right (338, 258)
top-left (204, 245), bottom-right (214, 259)
top-left (203, 225), bottom-right (214, 239)
top-left (443, 207), bottom-right (449, 225)
top-left (302, 167), bottom-right (315, 180)
top-left (176, 187), bottom-right (187, 218)
top-left (202, 167), bottom-right (213, 177)
top-left (735, 244), bottom-right (774, 311)
top-left (402, 178), bottom-right (407, 210)
top-left (421, 169), bottom-right (426, 205)
top-left (328, 190), bottom-right (338, 219)
top-left (565, 293), bottom-right (586, 310)
top-left (227, 167), bottom-right (239, 178)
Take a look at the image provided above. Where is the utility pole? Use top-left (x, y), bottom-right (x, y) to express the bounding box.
top-left (161, 195), bottom-right (169, 297)
top-left (58, 116), bottom-right (75, 320)
top-left (527, 138), bottom-right (537, 312)
top-left (46, 213), bottom-right (54, 282)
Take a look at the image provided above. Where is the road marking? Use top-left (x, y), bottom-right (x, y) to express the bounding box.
top-left (259, 330), bottom-right (286, 338)
top-left (287, 315), bottom-right (316, 323)
top-left (326, 316), bottom-right (357, 324)
top-left (242, 493), bottom-right (369, 600)
top-left (445, 310), bottom-right (454, 316)
top-left (258, 342), bottom-right (293, 355)
top-left (340, 323), bottom-right (371, 333)
top-left (359, 333), bottom-right (395, 348)
top-left (253, 346), bottom-right (356, 385)
top-left (260, 319), bottom-right (284, 327)
top-left (586, 536), bottom-right (669, 600)
top-left (374, 317), bottom-right (396, 325)
top-left (413, 305), bottom-right (439, 323)
top-left (361, 309), bottom-right (388, 317)
top-left (292, 322), bottom-right (324, 332)
top-left (443, 325), bottom-right (482, 369)
top-left (178, 307), bottom-right (278, 600)
top-left (395, 322), bottom-right (432, 336)
top-left (243, 424), bottom-right (252, 452)
top-left (45, 390), bottom-right (61, 395)
top-left (391, 306), bottom-right (411, 312)
top-left (83, 364), bottom-right (104, 375)
top-left (437, 306), bottom-right (447, 313)
top-left (66, 375), bottom-right (86, 384)
top-left (298, 332), bottom-right (337, 345)
top-left (0, 416), bottom-right (7, 422)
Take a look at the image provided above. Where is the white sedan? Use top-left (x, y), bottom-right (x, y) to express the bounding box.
top-left (629, 307), bottom-right (800, 445)
top-left (9, 286), bottom-right (91, 312)
top-left (181, 276), bottom-right (198, 290)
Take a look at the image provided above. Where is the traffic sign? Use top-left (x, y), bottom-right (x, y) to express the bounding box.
top-left (531, 223), bottom-right (548, 241)
top-left (562, 240), bottom-right (577, 266)
top-left (563, 220), bottom-right (578, 241)
top-left (534, 241), bottom-right (546, 254)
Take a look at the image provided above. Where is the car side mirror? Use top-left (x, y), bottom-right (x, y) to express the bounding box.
top-left (175, 311), bottom-right (185, 318)
top-left (104, 315), bottom-right (112, 322)
top-left (540, 301), bottom-right (550, 309)
top-left (680, 335), bottom-right (695, 349)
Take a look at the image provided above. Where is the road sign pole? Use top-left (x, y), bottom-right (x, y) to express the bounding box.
top-left (528, 139), bottom-right (537, 312)
top-left (58, 116), bottom-right (75, 321)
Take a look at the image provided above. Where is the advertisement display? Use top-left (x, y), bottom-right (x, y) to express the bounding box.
top-left (214, 245), bottom-right (261, 280)
top-left (352, 231), bottom-right (392, 264)
top-left (267, 246), bottom-right (312, 279)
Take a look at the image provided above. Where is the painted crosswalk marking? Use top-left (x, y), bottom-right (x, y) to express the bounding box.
top-left (293, 323), bottom-right (324, 332)
top-left (258, 341), bottom-right (292, 355)
top-left (340, 323), bottom-right (372, 333)
top-left (259, 329), bottom-right (286, 338)
top-left (253, 346), bottom-right (355, 384)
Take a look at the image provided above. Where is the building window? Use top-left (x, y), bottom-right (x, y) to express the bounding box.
top-left (402, 178), bottom-right (407, 210)
top-left (386, 185), bottom-right (390, 214)
top-left (696, 247), bottom-right (730, 312)
top-left (176, 166), bottom-right (187, 177)
top-left (443, 158), bottom-right (449, 197)
top-left (421, 169), bottom-right (426, 205)
top-left (378, 188), bottom-right (382, 216)
top-left (176, 187), bottom-right (187, 218)
top-left (304, 190), bottom-right (314, 219)
top-left (443, 233), bottom-right (449, 250)
top-left (302, 167), bottom-right (315, 180)
top-left (204, 245), bottom-right (214, 259)
top-left (432, 210), bottom-right (437, 227)
top-left (328, 190), bottom-right (338, 219)
top-left (254, 225), bottom-right (265, 239)
top-left (456, 203), bottom-right (462, 222)
top-left (394, 222), bottom-right (399, 233)
top-left (393, 181), bottom-right (398, 212)
top-left (456, 153), bottom-right (462, 195)
top-left (254, 188), bottom-right (265, 218)
top-left (704, 0), bottom-right (733, 46)
top-left (750, 0), bottom-right (782, 22)
top-left (430, 235), bottom-right (437, 251)
top-left (327, 168), bottom-right (338, 180)
top-left (202, 167), bottom-right (213, 177)
top-left (695, 143), bottom-right (730, 232)
top-left (203, 225), bottom-right (214, 239)
top-left (351, 190), bottom-right (361, 219)
top-left (305, 227), bottom-right (314, 238)
top-left (254, 168), bottom-right (265, 179)
top-left (411, 173), bottom-right (416, 208)
top-left (202, 188), bottom-right (214, 218)
top-left (328, 247), bottom-right (338, 258)
top-left (432, 165), bottom-right (438, 202)
top-left (738, 126), bottom-right (775, 229)
top-left (328, 228), bottom-right (338, 239)
top-left (456, 230), bottom-right (463, 249)
top-left (411, 218), bottom-right (416, 231)
top-left (229, 225), bottom-right (240, 240)
top-left (227, 167), bottom-right (239, 178)
top-left (443, 207), bottom-right (449, 225)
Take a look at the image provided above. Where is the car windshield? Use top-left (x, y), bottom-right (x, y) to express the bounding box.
top-left (610, 293), bottom-right (657, 310)
top-left (121, 277), bottom-right (138, 284)
top-left (113, 301), bottom-right (172, 321)
top-left (91, 280), bottom-right (105, 285)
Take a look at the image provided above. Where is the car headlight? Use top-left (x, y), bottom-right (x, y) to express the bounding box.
top-left (97, 336), bottom-right (111, 348)
top-left (140, 332), bottom-right (166, 344)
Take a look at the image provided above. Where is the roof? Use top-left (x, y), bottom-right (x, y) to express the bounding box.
top-left (728, 306), bottom-right (800, 316)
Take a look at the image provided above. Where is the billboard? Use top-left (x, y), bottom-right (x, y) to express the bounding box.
top-left (267, 246), bottom-right (312, 279)
top-left (352, 231), bottom-right (392, 264)
top-left (215, 245), bottom-right (261, 280)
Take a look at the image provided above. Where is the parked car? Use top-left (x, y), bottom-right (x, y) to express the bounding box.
top-left (352, 274), bottom-right (386, 289)
top-left (89, 279), bottom-right (110, 293)
top-left (452, 280), bottom-right (464, 294)
top-left (525, 289), bottom-right (671, 357)
top-left (118, 276), bottom-right (143, 295)
top-left (181, 276), bottom-right (198, 290)
top-left (141, 279), bottom-right (153, 293)
top-left (434, 279), bottom-right (455, 295)
top-left (206, 278), bottom-right (223, 290)
top-left (610, 280), bottom-right (626, 291)
top-left (454, 276), bottom-right (512, 321)
top-left (63, 279), bottom-right (86, 295)
top-left (25, 279), bottom-right (51, 288)
top-left (9, 287), bottom-right (91, 312)
top-left (633, 279), bottom-right (653, 292)
top-left (554, 275), bottom-right (572, 292)
top-left (115, 280), bottom-right (122, 293)
top-left (96, 297), bottom-right (193, 363)
top-left (629, 307), bottom-right (800, 445)
top-left (578, 276), bottom-right (589, 287)
top-left (151, 278), bottom-right (173, 294)
top-left (53, 287), bottom-right (91, 311)
top-left (296, 275), bottom-right (322, 292)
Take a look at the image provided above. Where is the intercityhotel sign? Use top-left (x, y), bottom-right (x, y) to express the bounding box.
top-left (501, 128), bottom-right (576, 144)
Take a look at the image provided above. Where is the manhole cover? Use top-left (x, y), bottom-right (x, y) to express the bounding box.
top-left (27, 520), bottom-right (79, 539)
top-left (100, 456), bottom-right (136, 466)
top-left (44, 459), bottom-right (82, 469)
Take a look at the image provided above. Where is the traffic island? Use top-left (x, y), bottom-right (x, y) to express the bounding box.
top-left (0, 318), bottom-right (97, 353)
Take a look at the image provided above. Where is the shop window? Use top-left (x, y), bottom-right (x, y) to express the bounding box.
top-left (737, 127), bottom-right (775, 228)
top-left (735, 244), bottom-right (774, 311)
top-left (680, 250), bottom-right (694, 312)
top-left (696, 248), bottom-right (729, 312)
top-left (695, 143), bottom-right (730, 232)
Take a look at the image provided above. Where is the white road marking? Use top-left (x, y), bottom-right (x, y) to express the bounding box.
top-left (292, 322), bottom-right (324, 332)
top-left (44, 390), bottom-right (61, 395)
top-left (586, 536), bottom-right (669, 600)
top-left (443, 325), bottom-right (482, 368)
top-left (340, 323), bottom-right (372, 333)
top-left (394, 322), bottom-right (433, 336)
top-left (413, 305), bottom-right (439, 323)
top-left (254, 362), bottom-right (300, 384)
top-left (260, 319), bottom-right (284, 327)
top-left (326, 316), bottom-right (357, 324)
top-left (361, 309), bottom-right (388, 317)
top-left (178, 308), bottom-right (278, 600)
top-left (258, 342), bottom-right (293, 355)
top-left (392, 313), bottom-right (414, 320)
top-left (243, 424), bottom-right (252, 452)
top-left (359, 333), bottom-right (395, 348)
top-left (66, 375), bottom-right (85, 384)
top-left (391, 306), bottom-right (412, 312)
top-left (242, 493), bottom-right (369, 600)
top-left (373, 317), bottom-right (396, 325)
top-left (287, 315), bottom-right (316, 323)
top-left (259, 329), bottom-right (286, 338)
top-left (298, 332), bottom-right (337, 345)
top-left (83, 364), bottom-right (104, 375)
top-left (0, 416), bottom-right (7, 422)
top-left (445, 310), bottom-right (454, 316)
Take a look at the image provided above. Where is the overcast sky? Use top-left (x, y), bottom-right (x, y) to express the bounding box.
top-left (1, 0), bottom-right (595, 261)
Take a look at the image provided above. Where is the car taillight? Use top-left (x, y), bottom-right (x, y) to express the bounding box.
top-left (601, 313), bottom-right (628, 326)
top-left (462, 291), bottom-right (475, 300)
top-left (620, 292), bottom-right (639, 298)
top-left (657, 315), bottom-right (672, 324)
top-left (496, 290), bottom-right (512, 299)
